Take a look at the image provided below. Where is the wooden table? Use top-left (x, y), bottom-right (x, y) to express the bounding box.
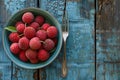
top-left (0, 0), bottom-right (119, 80)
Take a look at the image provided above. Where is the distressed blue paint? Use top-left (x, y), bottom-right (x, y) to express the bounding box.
top-left (4, 0), bottom-right (37, 15)
top-left (0, 0), bottom-right (38, 80)
top-left (0, 63), bottom-right (11, 80)
top-left (96, 0), bottom-right (120, 62)
top-left (96, 63), bottom-right (120, 80)
top-left (12, 65), bottom-right (37, 80)
top-left (97, 32), bottom-right (120, 61)
top-left (39, 0), bottom-right (95, 80)
top-left (40, 0), bottom-right (65, 24)
top-left (96, 0), bottom-right (120, 80)
top-left (45, 63), bottom-right (94, 80)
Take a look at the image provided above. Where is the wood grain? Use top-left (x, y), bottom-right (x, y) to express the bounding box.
top-left (39, 0), bottom-right (95, 79)
top-left (0, 0), bottom-right (38, 80)
top-left (96, 0), bottom-right (120, 80)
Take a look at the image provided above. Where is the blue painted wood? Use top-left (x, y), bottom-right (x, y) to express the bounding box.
top-left (96, 63), bottom-right (120, 80)
top-left (0, 0), bottom-right (38, 80)
top-left (39, 0), bottom-right (95, 80)
top-left (96, 0), bottom-right (120, 62)
top-left (96, 0), bottom-right (120, 80)
top-left (0, 63), bottom-right (11, 80)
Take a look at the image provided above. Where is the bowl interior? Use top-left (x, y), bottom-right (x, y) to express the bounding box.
top-left (3, 8), bottom-right (62, 69)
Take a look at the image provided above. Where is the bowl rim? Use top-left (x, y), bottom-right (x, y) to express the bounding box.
top-left (2, 7), bottom-right (63, 69)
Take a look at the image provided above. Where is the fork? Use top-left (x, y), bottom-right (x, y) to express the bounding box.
top-left (61, 11), bottom-right (69, 77)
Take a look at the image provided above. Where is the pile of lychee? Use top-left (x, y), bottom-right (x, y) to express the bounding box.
top-left (9, 12), bottom-right (58, 64)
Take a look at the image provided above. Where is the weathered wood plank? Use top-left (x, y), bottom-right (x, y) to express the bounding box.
top-left (96, 0), bottom-right (120, 62)
top-left (0, 63), bottom-right (11, 80)
top-left (0, 0), bottom-right (38, 80)
top-left (39, 0), bottom-right (95, 79)
top-left (96, 0), bottom-right (120, 80)
top-left (96, 63), bottom-right (120, 80)
top-left (45, 63), bottom-right (95, 80)
top-left (39, 0), bottom-right (65, 79)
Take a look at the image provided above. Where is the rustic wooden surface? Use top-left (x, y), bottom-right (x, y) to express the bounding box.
top-left (2, 0), bottom-right (120, 80)
top-left (96, 0), bottom-right (120, 80)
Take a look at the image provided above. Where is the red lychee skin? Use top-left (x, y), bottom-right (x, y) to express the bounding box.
top-left (18, 37), bottom-right (29, 50)
top-left (42, 23), bottom-right (50, 31)
top-left (25, 49), bottom-right (37, 60)
top-left (30, 58), bottom-right (39, 64)
top-left (29, 37), bottom-right (41, 50)
top-left (9, 32), bottom-right (20, 42)
top-left (47, 26), bottom-right (58, 38)
top-left (19, 51), bottom-right (28, 62)
top-left (30, 22), bottom-right (39, 30)
top-left (35, 16), bottom-right (44, 26)
top-left (38, 49), bottom-right (50, 61)
top-left (52, 38), bottom-right (58, 46)
top-left (43, 39), bottom-right (55, 51)
top-left (22, 12), bottom-right (34, 24)
top-left (15, 21), bottom-right (23, 27)
top-left (36, 30), bottom-right (47, 41)
top-left (16, 23), bottom-right (25, 33)
top-left (10, 43), bottom-right (20, 54)
top-left (24, 27), bottom-right (36, 39)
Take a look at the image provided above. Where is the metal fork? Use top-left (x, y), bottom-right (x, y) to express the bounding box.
top-left (61, 11), bottom-right (69, 77)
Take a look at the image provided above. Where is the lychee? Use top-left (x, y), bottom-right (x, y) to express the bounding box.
top-left (42, 23), bottom-right (50, 31)
top-left (24, 27), bottom-right (36, 39)
top-left (35, 16), bottom-right (44, 26)
top-left (18, 37), bottom-right (29, 50)
top-left (25, 49), bottom-right (37, 60)
top-left (43, 39), bottom-right (55, 51)
top-left (16, 23), bottom-right (25, 33)
top-left (22, 12), bottom-right (34, 23)
top-left (19, 51), bottom-right (28, 62)
top-left (38, 49), bottom-right (50, 61)
top-left (9, 32), bottom-right (20, 43)
top-left (30, 22), bottom-right (39, 30)
top-left (30, 58), bottom-right (39, 64)
top-left (52, 38), bottom-right (58, 46)
top-left (29, 37), bottom-right (41, 50)
top-left (47, 26), bottom-right (58, 38)
top-left (10, 43), bottom-right (20, 54)
top-left (15, 21), bottom-right (23, 27)
top-left (36, 30), bottom-right (47, 41)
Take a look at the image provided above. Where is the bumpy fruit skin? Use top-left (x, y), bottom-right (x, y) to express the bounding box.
top-left (38, 49), bottom-right (49, 61)
top-left (9, 32), bottom-right (20, 43)
top-left (16, 23), bottom-right (25, 33)
top-left (10, 43), bottom-right (20, 54)
top-left (30, 58), bottom-right (39, 64)
top-left (36, 30), bottom-right (47, 41)
top-left (29, 37), bottom-right (41, 50)
top-left (52, 38), bottom-right (58, 46)
top-left (18, 37), bottom-right (29, 50)
top-left (30, 22), bottom-right (39, 30)
top-left (43, 39), bottom-right (55, 51)
top-left (25, 49), bottom-right (37, 60)
top-left (42, 23), bottom-right (50, 31)
top-left (24, 27), bottom-right (36, 39)
top-left (15, 21), bottom-right (23, 27)
top-left (35, 16), bottom-right (44, 26)
top-left (19, 51), bottom-right (28, 62)
top-left (47, 26), bottom-right (58, 38)
top-left (22, 12), bottom-right (34, 23)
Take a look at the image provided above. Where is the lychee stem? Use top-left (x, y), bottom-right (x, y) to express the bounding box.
top-left (25, 23), bottom-right (27, 27)
top-left (40, 40), bottom-right (45, 44)
top-left (19, 34), bottom-right (24, 37)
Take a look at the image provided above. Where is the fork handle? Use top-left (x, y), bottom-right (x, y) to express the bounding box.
top-left (61, 41), bottom-right (68, 77)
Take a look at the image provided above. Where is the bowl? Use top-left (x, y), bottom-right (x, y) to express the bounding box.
top-left (2, 8), bottom-right (62, 69)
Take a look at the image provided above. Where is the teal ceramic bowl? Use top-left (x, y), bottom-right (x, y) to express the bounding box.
top-left (2, 8), bottom-right (62, 69)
